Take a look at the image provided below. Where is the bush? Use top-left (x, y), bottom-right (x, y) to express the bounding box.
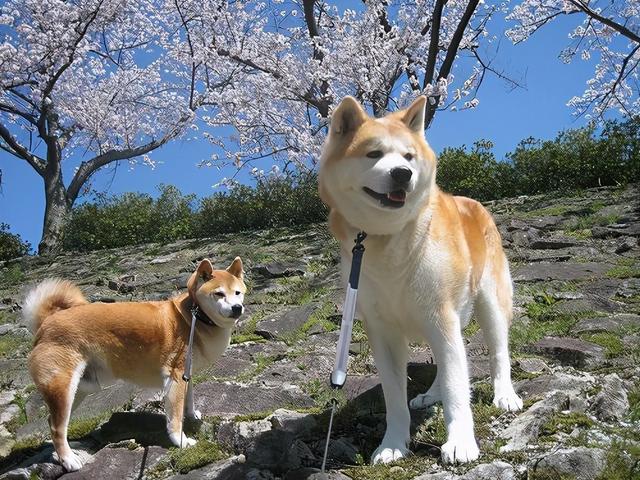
top-left (0, 223), bottom-right (31, 261)
top-left (437, 117), bottom-right (639, 200)
top-left (64, 185), bottom-right (197, 251)
top-left (63, 173), bottom-right (326, 251)
top-left (195, 172), bottom-right (326, 237)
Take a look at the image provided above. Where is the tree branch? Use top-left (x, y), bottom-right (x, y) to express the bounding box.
top-left (568, 0), bottom-right (640, 44)
top-left (0, 122), bottom-right (46, 174)
top-left (425, 0), bottom-right (480, 128)
top-left (66, 114), bottom-right (192, 203)
top-left (423, 0), bottom-right (447, 90)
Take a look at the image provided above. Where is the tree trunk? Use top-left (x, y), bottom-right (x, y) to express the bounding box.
top-left (38, 147), bottom-right (71, 255)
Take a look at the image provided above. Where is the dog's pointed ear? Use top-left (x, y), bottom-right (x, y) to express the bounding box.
top-left (197, 259), bottom-right (214, 281)
top-left (401, 96), bottom-right (427, 135)
top-left (331, 96), bottom-right (367, 136)
top-left (227, 257), bottom-right (243, 280)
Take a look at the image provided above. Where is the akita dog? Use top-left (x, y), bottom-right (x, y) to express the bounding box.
top-left (23, 258), bottom-right (245, 471)
top-left (318, 97), bottom-right (522, 464)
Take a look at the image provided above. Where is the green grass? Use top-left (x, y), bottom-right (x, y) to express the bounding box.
top-left (539, 411), bottom-right (595, 442)
top-left (67, 412), bottom-right (112, 440)
top-left (233, 411), bottom-right (273, 422)
top-left (0, 334), bottom-right (31, 358)
top-left (343, 456), bottom-right (434, 480)
top-left (167, 440), bottom-right (227, 474)
top-left (4, 392), bottom-right (28, 433)
top-left (235, 353), bottom-right (279, 382)
top-left (606, 265), bottom-right (640, 279)
top-left (230, 307), bottom-right (269, 344)
top-left (582, 332), bottom-right (625, 358)
top-left (596, 442), bottom-right (640, 480)
top-left (0, 264), bottom-right (25, 287)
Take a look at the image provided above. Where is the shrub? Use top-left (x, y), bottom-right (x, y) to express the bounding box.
top-left (0, 223), bottom-right (31, 261)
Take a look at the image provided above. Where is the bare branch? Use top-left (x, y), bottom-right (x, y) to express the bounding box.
top-left (568, 0), bottom-right (640, 44)
top-left (0, 122), bottom-right (46, 174)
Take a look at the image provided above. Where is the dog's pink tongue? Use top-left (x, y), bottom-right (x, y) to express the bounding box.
top-left (387, 190), bottom-right (406, 202)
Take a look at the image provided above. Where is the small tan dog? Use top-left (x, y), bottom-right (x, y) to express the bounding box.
top-left (23, 258), bottom-right (246, 471)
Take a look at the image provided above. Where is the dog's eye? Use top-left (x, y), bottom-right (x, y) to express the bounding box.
top-left (214, 291), bottom-right (225, 298)
top-left (366, 150), bottom-right (383, 159)
top-left (404, 153), bottom-right (414, 160)
top-left (235, 291), bottom-right (241, 296)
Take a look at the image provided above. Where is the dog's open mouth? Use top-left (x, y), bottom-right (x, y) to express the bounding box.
top-left (363, 187), bottom-right (406, 208)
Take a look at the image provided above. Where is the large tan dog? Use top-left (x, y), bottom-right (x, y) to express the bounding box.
top-left (23, 258), bottom-right (246, 471)
top-left (318, 97), bottom-right (522, 464)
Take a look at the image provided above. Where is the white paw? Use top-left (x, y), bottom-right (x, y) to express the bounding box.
top-left (187, 409), bottom-right (202, 420)
top-left (169, 431), bottom-right (197, 448)
top-left (441, 436), bottom-right (479, 464)
top-left (58, 451), bottom-right (84, 472)
top-left (493, 387), bottom-right (523, 412)
top-left (410, 390), bottom-right (441, 409)
top-left (371, 441), bottom-right (409, 464)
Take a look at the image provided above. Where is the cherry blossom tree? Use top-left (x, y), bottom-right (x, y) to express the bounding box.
top-left (507, 0), bottom-right (640, 119)
top-left (191, 0), bottom-right (510, 183)
top-left (1, 0), bottom-right (503, 253)
top-left (0, 0), bottom-right (232, 253)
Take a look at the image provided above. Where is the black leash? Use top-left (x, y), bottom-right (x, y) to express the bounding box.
top-left (321, 231), bottom-right (366, 473)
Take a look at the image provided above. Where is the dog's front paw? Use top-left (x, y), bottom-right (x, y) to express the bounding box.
top-left (56, 451), bottom-right (84, 472)
top-left (440, 436), bottom-right (479, 464)
top-left (493, 386), bottom-right (523, 412)
top-left (371, 441), bottom-right (409, 464)
top-left (169, 432), bottom-right (197, 448)
top-left (187, 409), bottom-right (202, 421)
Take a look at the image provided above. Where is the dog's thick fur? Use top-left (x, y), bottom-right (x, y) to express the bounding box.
top-left (318, 97), bottom-right (522, 464)
top-left (24, 258), bottom-right (246, 472)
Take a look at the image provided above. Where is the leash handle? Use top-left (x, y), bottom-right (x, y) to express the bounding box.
top-left (183, 307), bottom-right (198, 382)
top-left (330, 232), bottom-right (366, 389)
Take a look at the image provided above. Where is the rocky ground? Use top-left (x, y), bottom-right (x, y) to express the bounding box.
top-left (0, 185), bottom-right (638, 480)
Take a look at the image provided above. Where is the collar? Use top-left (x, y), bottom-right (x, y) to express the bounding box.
top-left (190, 301), bottom-right (217, 327)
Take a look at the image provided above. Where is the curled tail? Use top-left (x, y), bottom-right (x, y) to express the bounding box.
top-left (22, 279), bottom-right (88, 333)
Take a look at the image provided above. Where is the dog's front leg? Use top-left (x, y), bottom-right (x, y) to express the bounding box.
top-left (366, 319), bottom-right (410, 464)
top-left (184, 381), bottom-right (202, 421)
top-left (164, 377), bottom-right (197, 447)
top-left (425, 310), bottom-right (479, 464)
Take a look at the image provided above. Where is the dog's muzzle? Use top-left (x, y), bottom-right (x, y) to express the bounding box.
top-left (231, 304), bottom-right (243, 318)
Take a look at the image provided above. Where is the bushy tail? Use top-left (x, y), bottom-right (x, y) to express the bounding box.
top-left (22, 279), bottom-right (88, 333)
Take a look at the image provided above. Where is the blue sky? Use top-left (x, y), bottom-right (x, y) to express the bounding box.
top-left (0, 12), bottom-right (621, 250)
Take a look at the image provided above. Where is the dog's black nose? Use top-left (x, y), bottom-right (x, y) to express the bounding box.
top-left (390, 167), bottom-right (412, 184)
top-left (231, 304), bottom-right (243, 318)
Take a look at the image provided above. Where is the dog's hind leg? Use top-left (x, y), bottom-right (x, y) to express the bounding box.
top-left (366, 318), bottom-right (411, 464)
top-left (475, 256), bottom-right (522, 412)
top-left (30, 347), bottom-right (87, 472)
top-left (164, 375), bottom-right (197, 448)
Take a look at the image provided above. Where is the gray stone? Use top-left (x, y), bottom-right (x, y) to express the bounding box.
top-left (571, 313), bottom-right (640, 335)
top-left (516, 358), bottom-right (549, 374)
top-left (614, 237), bottom-right (637, 254)
top-left (500, 392), bottom-right (568, 451)
top-left (460, 461), bottom-right (516, 480)
top-left (323, 437), bottom-right (359, 464)
top-left (590, 374), bottom-right (629, 422)
top-left (255, 304), bottom-right (318, 340)
top-left (512, 262), bottom-right (611, 282)
top-left (511, 228), bottom-right (542, 248)
top-left (267, 409), bottom-right (317, 438)
top-left (243, 430), bottom-right (313, 473)
top-left (616, 278), bottom-right (640, 298)
top-left (529, 237), bottom-right (578, 250)
top-left (529, 447), bottom-right (607, 480)
top-left (59, 445), bottom-right (166, 480)
top-left (412, 472), bottom-right (457, 480)
top-left (194, 382), bottom-right (313, 418)
top-left (253, 262), bottom-right (306, 279)
top-left (284, 469), bottom-right (351, 480)
top-left (166, 457), bottom-right (252, 480)
top-left (217, 419), bottom-right (272, 450)
top-left (524, 336), bottom-right (605, 368)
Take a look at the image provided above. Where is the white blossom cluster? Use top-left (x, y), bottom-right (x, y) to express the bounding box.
top-left (507, 0), bottom-right (640, 119)
top-left (0, 0), bottom-right (495, 182)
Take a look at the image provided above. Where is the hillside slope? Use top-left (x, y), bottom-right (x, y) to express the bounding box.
top-left (0, 184), bottom-right (638, 480)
